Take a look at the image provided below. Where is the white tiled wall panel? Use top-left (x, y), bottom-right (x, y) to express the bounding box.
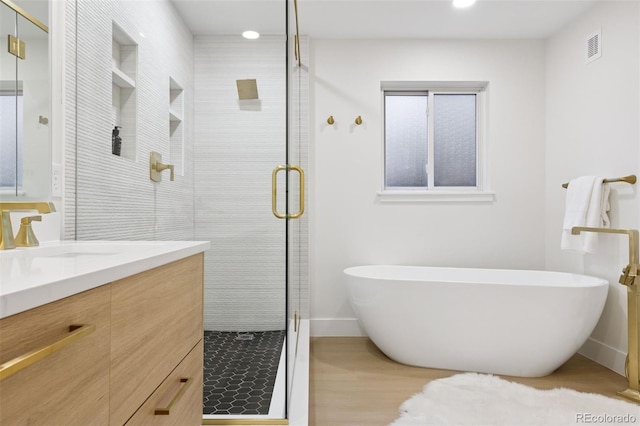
top-left (72, 0), bottom-right (194, 241)
top-left (64, 0), bottom-right (76, 240)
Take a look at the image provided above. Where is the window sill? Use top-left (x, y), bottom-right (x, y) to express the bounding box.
top-left (0, 189), bottom-right (25, 195)
top-left (377, 190), bottom-right (495, 203)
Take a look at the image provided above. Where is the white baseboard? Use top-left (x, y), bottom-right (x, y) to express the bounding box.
top-left (578, 336), bottom-right (626, 377)
top-left (310, 318), bottom-right (366, 336)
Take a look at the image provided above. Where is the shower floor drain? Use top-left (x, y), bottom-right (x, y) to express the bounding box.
top-left (235, 333), bottom-right (255, 341)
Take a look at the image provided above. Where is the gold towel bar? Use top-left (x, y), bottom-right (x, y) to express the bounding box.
top-left (562, 174), bottom-right (637, 189)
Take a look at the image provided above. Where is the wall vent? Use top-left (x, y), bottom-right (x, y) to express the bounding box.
top-left (586, 29), bottom-right (601, 64)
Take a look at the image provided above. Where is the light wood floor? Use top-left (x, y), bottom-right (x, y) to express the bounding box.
top-left (309, 337), bottom-right (631, 426)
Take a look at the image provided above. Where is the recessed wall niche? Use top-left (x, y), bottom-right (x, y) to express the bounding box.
top-left (169, 77), bottom-right (184, 176)
top-left (111, 22), bottom-right (137, 160)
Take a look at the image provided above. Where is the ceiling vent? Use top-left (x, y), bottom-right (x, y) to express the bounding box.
top-left (586, 30), bottom-right (601, 64)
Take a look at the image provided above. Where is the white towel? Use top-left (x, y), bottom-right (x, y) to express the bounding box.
top-left (561, 176), bottom-right (611, 253)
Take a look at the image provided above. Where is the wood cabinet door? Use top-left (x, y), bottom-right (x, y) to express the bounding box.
top-left (125, 340), bottom-right (203, 425)
top-left (0, 285), bottom-right (111, 425)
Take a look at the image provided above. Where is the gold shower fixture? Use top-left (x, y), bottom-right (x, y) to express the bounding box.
top-left (327, 116), bottom-right (335, 125)
top-left (236, 79), bottom-right (259, 100)
top-left (355, 116), bottom-right (363, 125)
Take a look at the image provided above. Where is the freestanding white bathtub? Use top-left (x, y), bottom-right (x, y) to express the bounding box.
top-left (344, 265), bottom-right (609, 377)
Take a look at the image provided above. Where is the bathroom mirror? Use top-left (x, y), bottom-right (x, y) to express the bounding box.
top-left (0, 0), bottom-right (50, 201)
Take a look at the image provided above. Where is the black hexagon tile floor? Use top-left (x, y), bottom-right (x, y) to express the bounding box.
top-left (203, 330), bottom-right (285, 415)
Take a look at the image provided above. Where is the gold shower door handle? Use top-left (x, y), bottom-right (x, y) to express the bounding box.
top-left (272, 165), bottom-right (305, 219)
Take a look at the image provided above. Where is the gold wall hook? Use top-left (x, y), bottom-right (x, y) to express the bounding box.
top-left (355, 115), bottom-right (363, 125)
top-left (327, 116), bottom-right (335, 125)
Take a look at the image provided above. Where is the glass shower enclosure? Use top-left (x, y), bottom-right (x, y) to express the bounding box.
top-left (74, 0), bottom-right (306, 423)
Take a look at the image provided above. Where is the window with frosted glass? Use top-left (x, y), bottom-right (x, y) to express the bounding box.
top-left (384, 93), bottom-right (428, 187)
top-left (383, 87), bottom-right (480, 191)
top-left (433, 94), bottom-right (476, 187)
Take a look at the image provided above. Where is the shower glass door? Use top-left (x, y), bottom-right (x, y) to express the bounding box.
top-left (196, 30), bottom-right (289, 420)
top-left (195, 0), bottom-right (302, 422)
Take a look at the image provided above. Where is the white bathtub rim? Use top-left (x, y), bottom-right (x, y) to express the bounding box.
top-left (343, 265), bottom-right (608, 288)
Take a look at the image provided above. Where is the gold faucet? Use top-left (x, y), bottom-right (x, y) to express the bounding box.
top-left (0, 202), bottom-right (55, 250)
top-left (571, 226), bottom-right (640, 402)
top-left (571, 227), bottom-right (639, 286)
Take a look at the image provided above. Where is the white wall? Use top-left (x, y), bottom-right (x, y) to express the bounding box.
top-left (545, 0), bottom-right (640, 374)
top-left (309, 39), bottom-right (547, 335)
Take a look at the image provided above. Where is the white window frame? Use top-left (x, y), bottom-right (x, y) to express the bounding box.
top-left (378, 81), bottom-right (494, 203)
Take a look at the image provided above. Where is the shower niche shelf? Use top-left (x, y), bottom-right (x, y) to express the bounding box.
top-left (169, 77), bottom-right (184, 176)
top-left (111, 22), bottom-right (137, 160)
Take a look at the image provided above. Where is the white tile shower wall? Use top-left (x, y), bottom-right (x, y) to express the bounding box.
top-left (195, 35), bottom-right (309, 331)
top-left (63, 0), bottom-right (76, 239)
top-left (69, 0), bottom-right (194, 241)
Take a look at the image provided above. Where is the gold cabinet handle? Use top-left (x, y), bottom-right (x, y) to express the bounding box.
top-left (0, 324), bottom-right (96, 381)
top-left (271, 165), bottom-right (305, 220)
top-left (154, 378), bottom-right (193, 415)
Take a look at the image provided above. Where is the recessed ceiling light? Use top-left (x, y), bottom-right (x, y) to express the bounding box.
top-left (242, 30), bottom-right (260, 40)
top-left (453, 0), bottom-right (476, 9)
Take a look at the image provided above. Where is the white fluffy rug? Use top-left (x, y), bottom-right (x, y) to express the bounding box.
top-left (391, 373), bottom-right (640, 425)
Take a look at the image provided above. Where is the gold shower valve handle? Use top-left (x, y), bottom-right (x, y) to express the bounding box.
top-left (150, 151), bottom-right (175, 182)
top-left (327, 116), bottom-right (335, 125)
top-left (157, 163), bottom-right (175, 181)
top-left (355, 115), bottom-right (363, 125)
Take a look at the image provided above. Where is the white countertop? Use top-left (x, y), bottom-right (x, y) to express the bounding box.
top-left (0, 240), bottom-right (210, 319)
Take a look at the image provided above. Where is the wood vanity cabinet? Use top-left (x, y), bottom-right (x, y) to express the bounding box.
top-left (0, 285), bottom-right (111, 425)
top-left (0, 253), bottom-right (204, 426)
